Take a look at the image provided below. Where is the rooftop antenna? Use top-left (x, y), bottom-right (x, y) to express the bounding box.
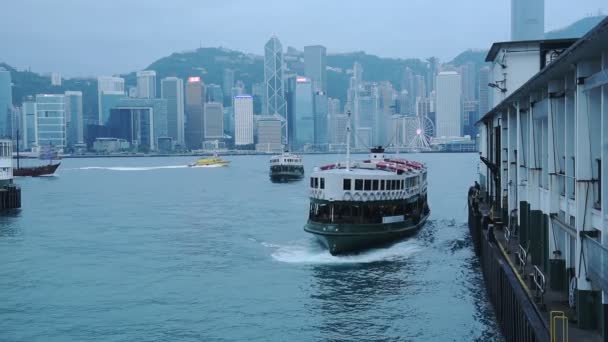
top-left (346, 110), bottom-right (351, 171)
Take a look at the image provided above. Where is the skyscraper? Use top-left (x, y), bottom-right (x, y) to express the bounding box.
top-left (294, 77), bottom-right (314, 148)
top-left (264, 36), bottom-right (287, 140)
top-left (22, 97), bottom-right (36, 150)
top-left (313, 91), bottom-right (328, 148)
top-left (478, 66), bottom-right (490, 116)
top-left (222, 69), bottom-right (234, 104)
top-left (304, 45), bottom-right (327, 92)
top-left (65, 91), bottom-right (83, 147)
top-left (0, 68), bottom-right (13, 138)
top-left (161, 77), bottom-right (185, 146)
top-left (35, 94), bottom-right (66, 151)
top-left (136, 70), bottom-right (157, 99)
top-left (234, 95), bottom-right (253, 147)
top-left (185, 76), bottom-right (205, 150)
top-left (206, 84), bottom-right (223, 103)
top-left (252, 82), bottom-right (265, 115)
top-left (511, 0), bottom-right (544, 41)
top-left (435, 71), bottom-right (462, 137)
top-left (108, 97), bottom-right (168, 151)
top-left (255, 115), bottom-right (282, 152)
top-left (203, 102), bottom-right (224, 140)
top-left (97, 76), bottom-right (125, 125)
top-left (459, 62), bottom-right (477, 101)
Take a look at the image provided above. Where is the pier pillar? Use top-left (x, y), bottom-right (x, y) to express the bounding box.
top-left (601, 51), bottom-right (608, 342)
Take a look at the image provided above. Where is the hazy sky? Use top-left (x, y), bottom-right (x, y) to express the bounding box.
top-left (0, 0), bottom-right (605, 77)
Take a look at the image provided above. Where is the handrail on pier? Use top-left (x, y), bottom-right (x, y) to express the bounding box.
top-left (517, 244), bottom-right (528, 275)
top-left (533, 265), bottom-right (546, 306)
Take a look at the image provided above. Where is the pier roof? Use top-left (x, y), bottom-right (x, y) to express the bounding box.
top-left (478, 16), bottom-right (608, 124)
top-left (485, 38), bottom-right (577, 62)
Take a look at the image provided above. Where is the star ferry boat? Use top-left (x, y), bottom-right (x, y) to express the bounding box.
top-left (304, 146), bottom-right (429, 255)
top-left (269, 152), bottom-right (304, 182)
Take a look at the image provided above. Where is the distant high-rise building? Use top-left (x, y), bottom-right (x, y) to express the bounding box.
top-left (35, 94), bottom-right (66, 151)
top-left (97, 76), bottom-right (125, 124)
top-left (204, 102), bottom-right (224, 140)
top-left (51, 72), bottom-right (62, 86)
top-left (0, 68), bottom-right (12, 138)
top-left (161, 77), bottom-right (185, 145)
top-left (313, 91), bottom-right (328, 148)
top-left (255, 115), bottom-right (283, 152)
top-left (107, 97), bottom-right (168, 151)
top-left (65, 91), bottom-right (83, 146)
top-left (459, 62), bottom-right (477, 101)
top-left (264, 37), bottom-right (287, 140)
top-left (185, 76), bottom-right (205, 150)
top-left (22, 98), bottom-right (36, 150)
top-left (435, 71), bottom-right (462, 137)
top-left (304, 45), bottom-right (327, 92)
top-left (222, 69), bottom-right (234, 104)
top-left (478, 66), bottom-right (490, 116)
top-left (416, 97), bottom-right (431, 118)
top-left (329, 113), bottom-right (348, 145)
top-left (511, 0), bottom-right (544, 41)
top-left (294, 77), bottom-right (314, 148)
top-left (206, 84), bottom-right (223, 103)
top-left (328, 98), bottom-right (341, 115)
top-left (136, 70), bottom-right (156, 99)
top-left (462, 100), bottom-right (479, 137)
top-left (252, 82), bottom-right (265, 115)
top-left (234, 95), bottom-right (253, 146)
top-left (426, 57), bottom-right (439, 95)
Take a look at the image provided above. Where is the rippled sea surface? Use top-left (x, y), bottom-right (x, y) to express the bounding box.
top-left (0, 153), bottom-right (502, 341)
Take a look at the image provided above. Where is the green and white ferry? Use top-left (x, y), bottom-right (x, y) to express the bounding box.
top-left (304, 114), bottom-right (429, 255)
top-left (269, 152), bottom-right (304, 182)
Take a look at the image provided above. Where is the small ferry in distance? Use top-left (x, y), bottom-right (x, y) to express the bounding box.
top-left (269, 152), bottom-right (304, 182)
top-left (188, 154), bottom-right (230, 168)
top-left (304, 113), bottom-right (429, 255)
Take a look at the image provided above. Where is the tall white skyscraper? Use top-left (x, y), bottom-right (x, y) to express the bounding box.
top-left (137, 70), bottom-right (157, 99)
top-left (234, 95), bottom-right (253, 146)
top-left (435, 71), bottom-right (462, 137)
top-left (511, 0), bottom-right (544, 41)
top-left (97, 76), bottom-right (125, 125)
top-left (35, 94), bottom-right (66, 151)
top-left (264, 36), bottom-right (287, 141)
top-left (64, 91), bottom-right (83, 146)
top-left (161, 77), bottom-right (185, 145)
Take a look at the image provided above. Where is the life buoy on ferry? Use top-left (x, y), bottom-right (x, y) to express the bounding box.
top-left (362, 193), bottom-right (368, 202)
top-left (343, 192), bottom-right (352, 201)
top-left (353, 193), bottom-right (361, 201)
top-left (369, 194), bottom-right (375, 201)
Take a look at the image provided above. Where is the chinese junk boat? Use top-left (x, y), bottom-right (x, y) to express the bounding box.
top-left (14, 144), bottom-right (60, 177)
top-left (304, 146), bottom-right (429, 255)
top-left (269, 152), bottom-right (304, 182)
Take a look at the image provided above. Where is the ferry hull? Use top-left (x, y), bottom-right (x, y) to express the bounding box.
top-left (269, 166), bottom-right (304, 183)
top-left (304, 213), bottom-right (429, 255)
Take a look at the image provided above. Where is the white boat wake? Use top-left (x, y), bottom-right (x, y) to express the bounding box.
top-left (77, 165), bottom-right (189, 171)
top-left (264, 239), bottom-right (421, 264)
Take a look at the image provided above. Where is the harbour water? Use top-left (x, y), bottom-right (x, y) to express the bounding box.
top-left (0, 153), bottom-right (502, 341)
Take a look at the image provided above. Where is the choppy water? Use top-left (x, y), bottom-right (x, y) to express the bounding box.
top-left (0, 153), bottom-right (502, 341)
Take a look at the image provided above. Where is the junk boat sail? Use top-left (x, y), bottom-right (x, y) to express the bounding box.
top-left (269, 152), bottom-right (304, 182)
top-left (14, 141), bottom-right (60, 177)
top-left (304, 113), bottom-right (429, 255)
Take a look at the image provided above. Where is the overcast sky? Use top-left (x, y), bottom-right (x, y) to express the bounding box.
top-left (0, 0), bottom-right (604, 77)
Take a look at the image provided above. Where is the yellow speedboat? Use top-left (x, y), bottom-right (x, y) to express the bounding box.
top-left (188, 155), bottom-right (230, 168)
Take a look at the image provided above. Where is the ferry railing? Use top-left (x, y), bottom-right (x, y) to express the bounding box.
top-left (582, 234), bottom-right (608, 294)
top-left (550, 311), bottom-right (568, 342)
top-left (532, 265), bottom-right (546, 306)
top-left (504, 224), bottom-right (512, 246)
top-left (517, 244), bottom-right (528, 275)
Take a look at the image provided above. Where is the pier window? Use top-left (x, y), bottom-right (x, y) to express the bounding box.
top-left (364, 179), bottom-right (371, 191)
top-left (380, 180), bottom-right (385, 190)
top-left (320, 178), bottom-right (325, 189)
top-left (355, 179), bottom-right (363, 191)
top-left (372, 180), bottom-right (379, 191)
top-left (343, 179), bottom-right (351, 190)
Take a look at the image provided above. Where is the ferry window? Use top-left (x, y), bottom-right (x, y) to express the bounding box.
top-left (364, 179), bottom-right (371, 191)
top-left (320, 178), bottom-right (325, 189)
top-left (355, 179), bottom-right (363, 191)
top-left (401, 180), bottom-right (404, 189)
top-left (380, 180), bottom-right (385, 190)
top-left (372, 179), bottom-right (378, 190)
top-left (314, 177), bottom-right (319, 188)
top-left (310, 178), bottom-right (314, 188)
top-left (343, 179), bottom-right (351, 190)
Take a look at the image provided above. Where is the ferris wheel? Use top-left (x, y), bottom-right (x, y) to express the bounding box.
top-left (403, 115), bottom-right (434, 151)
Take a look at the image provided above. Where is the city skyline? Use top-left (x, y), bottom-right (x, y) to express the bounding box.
top-left (0, 0), bottom-right (605, 77)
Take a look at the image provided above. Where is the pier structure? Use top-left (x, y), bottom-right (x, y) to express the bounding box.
top-left (475, 17), bottom-right (608, 341)
top-left (0, 139), bottom-right (21, 210)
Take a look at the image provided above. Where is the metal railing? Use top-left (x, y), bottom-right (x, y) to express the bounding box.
top-left (582, 235), bottom-right (608, 294)
top-left (504, 224), bottom-right (512, 245)
top-left (550, 311), bottom-right (568, 342)
top-left (517, 244), bottom-right (528, 274)
top-left (532, 265), bottom-right (546, 305)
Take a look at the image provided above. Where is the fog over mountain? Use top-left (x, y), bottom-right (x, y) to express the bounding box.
top-left (0, 0), bottom-right (605, 76)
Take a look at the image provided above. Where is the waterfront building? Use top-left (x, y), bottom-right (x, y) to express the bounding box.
top-left (435, 71), bottom-right (462, 137)
top-left (21, 98), bottom-right (36, 150)
top-left (477, 18), bottom-right (607, 338)
top-left (204, 102), bottom-right (224, 140)
top-left (511, 0), bottom-right (544, 41)
top-left (264, 36), bottom-right (287, 141)
top-left (185, 76), bottom-right (205, 150)
top-left (478, 66), bottom-right (490, 117)
top-left (0, 68), bottom-right (12, 138)
top-left (304, 45), bottom-right (327, 92)
top-left (313, 91), bottom-right (328, 149)
top-left (294, 77), bottom-right (314, 149)
top-left (222, 69), bottom-right (234, 104)
top-left (206, 84), bottom-right (223, 103)
top-left (136, 70), bottom-right (156, 99)
top-left (107, 97), bottom-right (168, 151)
top-left (64, 91), bottom-right (83, 147)
top-left (35, 94), bottom-right (66, 152)
top-left (328, 98), bottom-right (341, 116)
top-left (234, 95), bottom-right (253, 147)
top-left (255, 115), bottom-right (283, 152)
top-left (252, 82), bottom-right (265, 115)
top-left (328, 113), bottom-right (348, 147)
top-left (51, 72), bottom-right (61, 86)
top-left (460, 62), bottom-right (477, 101)
top-left (161, 77), bottom-right (185, 146)
top-left (97, 76), bottom-right (125, 125)
top-left (461, 99), bottom-right (478, 138)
